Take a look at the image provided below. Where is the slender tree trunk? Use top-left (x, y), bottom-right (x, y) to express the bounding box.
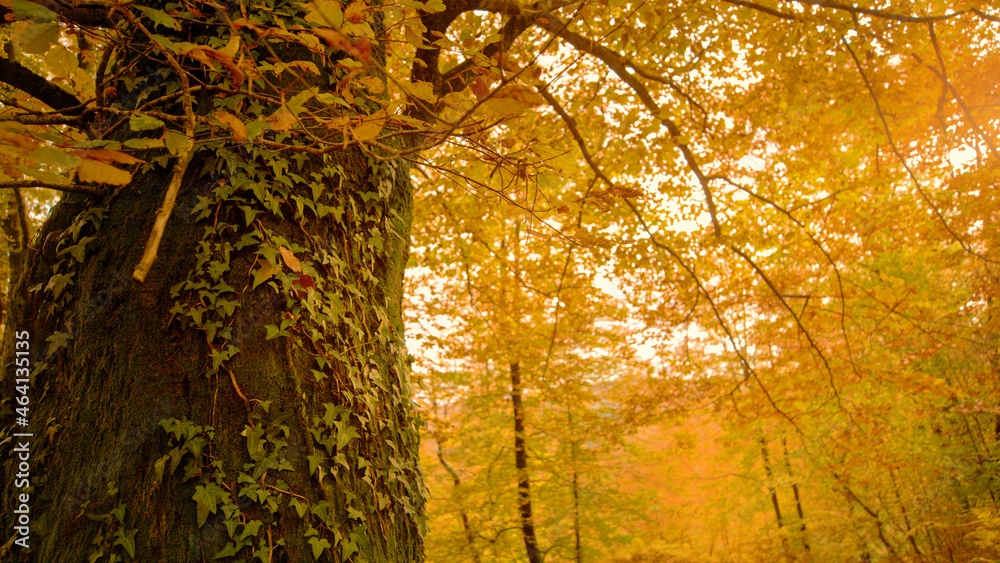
top-left (431, 430), bottom-right (481, 563)
top-left (568, 413), bottom-right (582, 563)
top-left (510, 361), bottom-right (543, 563)
top-left (759, 436), bottom-right (791, 560)
top-left (0, 2), bottom-right (425, 560)
top-left (781, 438), bottom-right (810, 555)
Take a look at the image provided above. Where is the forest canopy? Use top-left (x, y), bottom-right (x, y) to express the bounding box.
top-left (0, 0), bottom-right (996, 561)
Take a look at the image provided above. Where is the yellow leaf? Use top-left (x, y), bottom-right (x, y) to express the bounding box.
top-left (351, 110), bottom-right (386, 142)
top-left (306, 0), bottom-right (343, 27)
top-left (478, 97), bottom-right (526, 119)
top-left (357, 75), bottom-right (385, 94)
top-left (214, 111), bottom-right (247, 142)
top-left (406, 81), bottom-right (438, 104)
top-left (252, 258), bottom-right (277, 289)
top-left (76, 159), bottom-right (132, 186)
top-left (279, 247), bottom-right (302, 272)
top-left (493, 84), bottom-right (544, 107)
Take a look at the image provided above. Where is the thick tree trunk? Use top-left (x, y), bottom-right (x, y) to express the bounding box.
top-left (0, 2), bottom-right (425, 561)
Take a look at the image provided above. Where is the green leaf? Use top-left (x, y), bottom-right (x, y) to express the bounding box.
top-left (123, 138), bottom-right (165, 150)
top-left (129, 113), bottom-right (166, 132)
top-left (19, 22), bottom-right (60, 55)
top-left (164, 130), bottom-right (189, 156)
top-left (153, 454), bottom-right (168, 482)
top-left (28, 147), bottom-right (81, 169)
top-left (114, 528), bottom-right (138, 559)
top-left (133, 5), bottom-right (181, 31)
top-left (308, 537), bottom-right (331, 560)
top-left (213, 542), bottom-right (241, 559)
top-left (12, 0), bottom-right (58, 21)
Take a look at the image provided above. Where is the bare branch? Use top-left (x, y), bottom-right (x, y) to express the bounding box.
top-left (722, 0), bottom-right (798, 20)
top-left (841, 37), bottom-right (991, 263)
top-left (0, 180), bottom-right (103, 196)
top-left (0, 57), bottom-right (85, 114)
top-left (918, 23), bottom-right (998, 160)
top-left (534, 13), bottom-right (723, 235)
top-left (788, 0), bottom-right (966, 23)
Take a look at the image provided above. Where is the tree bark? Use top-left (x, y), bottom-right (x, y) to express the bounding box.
top-left (0, 2), bottom-right (425, 560)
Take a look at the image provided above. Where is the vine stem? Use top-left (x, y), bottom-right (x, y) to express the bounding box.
top-left (127, 11), bottom-right (197, 283)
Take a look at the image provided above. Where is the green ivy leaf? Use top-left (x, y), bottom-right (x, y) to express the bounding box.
top-left (308, 537), bottom-right (331, 560)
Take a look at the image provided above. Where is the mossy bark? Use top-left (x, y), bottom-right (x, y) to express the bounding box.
top-left (0, 2), bottom-right (425, 561)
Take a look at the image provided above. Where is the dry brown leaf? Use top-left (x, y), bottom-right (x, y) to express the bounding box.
top-left (279, 246), bottom-right (302, 272)
top-left (0, 132), bottom-right (39, 152)
top-left (267, 109), bottom-right (297, 131)
top-left (214, 111), bottom-right (248, 142)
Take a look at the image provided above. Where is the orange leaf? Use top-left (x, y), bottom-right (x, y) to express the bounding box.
top-left (214, 111), bottom-right (247, 142)
top-left (344, 1), bottom-right (368, 23)
top-left (267, 109), bottom-right (297, 131)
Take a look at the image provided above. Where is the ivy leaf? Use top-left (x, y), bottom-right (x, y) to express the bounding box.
top-left (133, 6), bottom-right (181, 30)
top-left (113, 529), bottom-right (138, 559)
top-left (308, 537), bottom-right (331, 561)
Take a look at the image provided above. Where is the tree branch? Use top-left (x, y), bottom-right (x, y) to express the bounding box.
top-left (841, 37), bottom-right (990, 263)
top-left (722, 0), bottom-right (798, 20)
top-left (788, 0), bottom-right (966, 23)
top-left (534, 13), bottom-right (722, 235)
top-left (0, 180), bottom-right (103, 196)
top-left (0, 57), bottom-right (85, 114)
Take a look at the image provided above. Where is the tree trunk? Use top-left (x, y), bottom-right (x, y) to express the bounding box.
top-left (510, 362), bottom-right (543, 563)
top-left (0, 2), bottom-right (425, 560)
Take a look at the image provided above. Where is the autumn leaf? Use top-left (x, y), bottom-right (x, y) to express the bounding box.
top-left (343, 1), bottom-right (368, 23)
top-left (76, 159), bottom-right (132, 185)
top-left (351, 110), bottom-right (386, 142)
top-left (0, 131), bottom-right (39, 152)
top-left (70, 149), bottom-right (145, 165)
top-left (252, 258), bottom-right (277, 289)
top-left (607, 186), bottom-right (644, 198)
top-left (279, 246), bottom-right (302, 272)
top-left (478, 84), bottom-right (545, 118)
top-left (267, 109), bottom-right (297, 131)
top-left (214, 111), bottom-right (248, 142)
